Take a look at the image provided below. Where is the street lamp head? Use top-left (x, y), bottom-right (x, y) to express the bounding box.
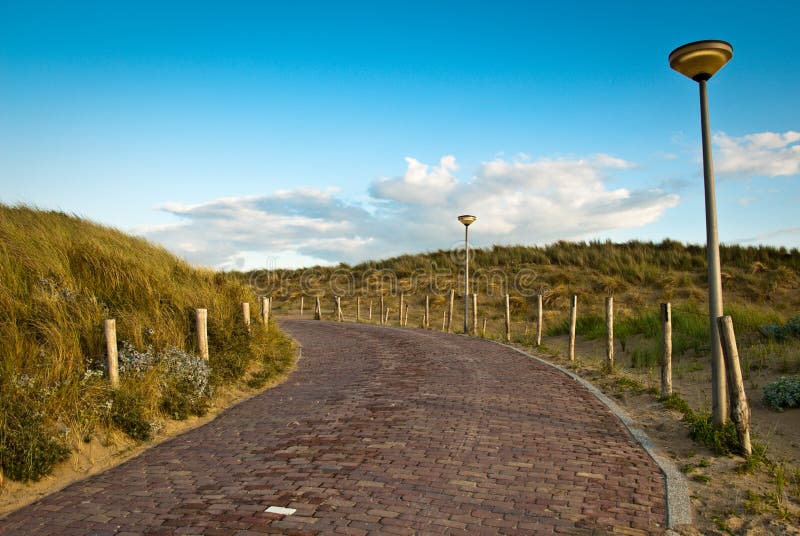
top-left (458, 214), bottom-right (477, 227)
top-left (669, 40), bottom-right (732, 82)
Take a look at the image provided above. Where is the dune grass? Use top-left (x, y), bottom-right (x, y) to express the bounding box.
top-left (0, 205), bottom-right (294, 482)
top-left (251, 238), bottom-right (799, 387)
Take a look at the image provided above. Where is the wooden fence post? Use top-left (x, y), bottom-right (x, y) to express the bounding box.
top-left (357, 296), bottom-right (361, 322)
top-left (369, 299), bottom-right (373, 320)
top-left (399, 293), bottom-right (404, 324)
top-left (300, 296), bottom-right (304, 317)
top-left (404, 304), bottom-right (409, 327)
top-left (569, 295), bottom-right (577, 361)
top-left (196, 308), bottom-right (209, 360)
top-left (242, 302), bottom-right (251, 333)
top-left (442, 309), bottom-right (447, 331)
top-left (504, 294), bottom-right (511, 341)
top-left (482, 317), bottom-right (487, 337)
top-left (536, 293), bottom-right (543, 346)
top-left (472, 293), bottom-right (478, 335)
top-left (661, 303), bottom-right (673, 397)
top-left (717, 315), bottom-right (752, 457)
top-left (448, 289), bottom-right (455, 333)
top-left (104, 319), bottom-right (119, 388)
top-left (425, 295), bottom-right (430, 329)
top-left (261, 297), bottom-right (269, 325)
top-left (380, 295), bottom-right (385, 325)
top-left (314, 297), bottom-right (321, 320)
top-left (385, 307), bottom-right (391, 325)
top-left (605, 296), bottom-right (614, 371)
top-left (336, 296), bottom-right (343, 321)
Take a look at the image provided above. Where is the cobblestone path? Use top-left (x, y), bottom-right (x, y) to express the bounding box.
top-left (1, 320), bottom-right (666, 535)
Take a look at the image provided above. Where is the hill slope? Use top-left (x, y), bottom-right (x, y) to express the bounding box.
top-left (0, 205), bottom-right (292, 483)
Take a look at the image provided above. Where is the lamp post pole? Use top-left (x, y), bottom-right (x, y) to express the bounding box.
top-left (669, 39), bottom-right (733, 426)
top-left (458, 215), bottom-right (477, 334)
top-left (698, 77), bottom-right (727, 426)
top-left (464, 224), bottom-right (470, 333)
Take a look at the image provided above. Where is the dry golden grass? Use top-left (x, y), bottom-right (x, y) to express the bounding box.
top-left (0, 205), bottom-right (294, 483)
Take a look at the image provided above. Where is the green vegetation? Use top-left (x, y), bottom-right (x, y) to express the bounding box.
top-left (737, 442), bottom-right (769, 474)
top-left (741, 459), bottom-right (794, 519)
top-left (255, 240), bottom-right (799, 385)
top-left (327, 239), bottom-right (800, 279)
top-left (763, 376), bottom-right (800, 410)
top-left (661, 392), bottom-right (742, 455)
top-left (685, 412), bottom-right (741, 456)
top-left (760, 316), bottom-right (800, 341)
top-left (662, 392), bottom-right (693, 415)
top-left (0, 391), bottom-right (70, 481)
top-left (0, 205), bottom-right (294, 482)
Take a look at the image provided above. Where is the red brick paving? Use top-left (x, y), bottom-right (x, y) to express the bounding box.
top-left (0, 321), bottom-right (666, 535)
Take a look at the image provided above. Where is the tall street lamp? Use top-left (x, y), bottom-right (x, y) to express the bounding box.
top-left (669, 39), bottom-right (733, 427)
top-left (458, 215), bottom-right (477, 334)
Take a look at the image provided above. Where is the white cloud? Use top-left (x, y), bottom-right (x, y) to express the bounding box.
top-left (141, 153), bottom-right (679, 269)
top-left (714, 130), bottom-right (800, 177)
top-left (592, 153), bottom-right (637, 169)
top-left (738, 197), bottom-right (757, 206)
top-left (370, 155), bottom-right (458, 205)
top-left (142, 190), bottom-right (376, 268)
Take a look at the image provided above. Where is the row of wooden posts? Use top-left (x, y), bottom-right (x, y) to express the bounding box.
top-left (101, 290), bottom-right (750, 456)
top-left (303, 293), bottom-right (641, 367)
top-left (102, 297), bottom-right (273, 390)
top-left (299, 291), bottom-right (751, 456)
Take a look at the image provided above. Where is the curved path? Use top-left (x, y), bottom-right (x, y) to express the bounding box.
top-left (1, 321), bottom-right (666, 535)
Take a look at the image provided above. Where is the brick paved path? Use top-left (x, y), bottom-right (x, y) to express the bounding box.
top-left (1, 321), bottom-right (666, 535)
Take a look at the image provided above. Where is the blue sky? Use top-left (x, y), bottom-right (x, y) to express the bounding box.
top-left (2, 1), bottom-right (798, 269)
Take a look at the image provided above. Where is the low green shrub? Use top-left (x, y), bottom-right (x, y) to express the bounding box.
top-left (685, 412), bottom-right (740, 456)
top-left (737, 441), bottom-right (768, 473)
top-left (760, 316), bottom-right (800, 342)
top-left (117, 340), bottom-right (157, 377)
top-left (763, 376), bottom-right (800, 410)
top-left (159, 347), bottom-right (213, 420)
top-left (614, 375), bottom-right (646, 392)
top-left (109, 386), bottom-right (156, 441)
top-left (661, 393), bottom-right (740, 455)
top-left (662, 392), bottom-right (692, 415)
top-left (0, 385), bottom-right (69, 482)
top-left (117, 341), bottom-right (213, 421)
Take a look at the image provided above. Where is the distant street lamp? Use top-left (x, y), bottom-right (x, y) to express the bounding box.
top-left (669, 39), bottom-right (733, 427)
top-left (458, 215), bottom-right (477, 334)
